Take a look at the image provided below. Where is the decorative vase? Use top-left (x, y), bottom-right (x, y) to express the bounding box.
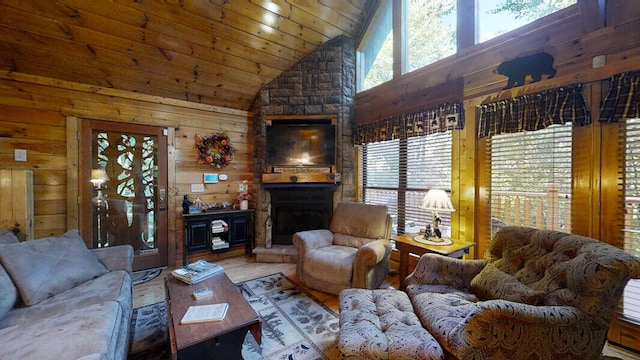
top-left (240, 200), bottom-right (249, 210)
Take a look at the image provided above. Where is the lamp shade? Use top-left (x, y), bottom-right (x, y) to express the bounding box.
top-left (90, 169), bottom-right (110, 184)
top-left (419, 189), bottom-right (455, 212)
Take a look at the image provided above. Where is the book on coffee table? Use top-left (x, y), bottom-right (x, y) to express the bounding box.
top-left (180, 303), bottom-right (229, 324)
top-left (172, 260), bottom-right (224, 284)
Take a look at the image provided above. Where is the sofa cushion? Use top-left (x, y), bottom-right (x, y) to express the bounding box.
top-left (469, 263), bottom-right (545, 305)
top-left (0, 230), bottom-right (108, 306)
top-left (0, 270), bottom-right (131, 329)
top-left (0, 301), bottom-right (122, 359)
top-left (0, 231), bottom-right (19, 244)
top-left (407, 285), bottom-right (478, 350)
top-left (0, 263), bottom-right (18, 318)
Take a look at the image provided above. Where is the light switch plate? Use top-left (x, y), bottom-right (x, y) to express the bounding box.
top-left (14, 149), bottom-right (27, 162)
top-left (191, 183), bottom-right (205, 192)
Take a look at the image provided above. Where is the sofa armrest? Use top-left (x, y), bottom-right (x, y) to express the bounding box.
top-left (91, 245), bottom-right (134, 275)
top-left (406, 253), bottom-right (486, 290)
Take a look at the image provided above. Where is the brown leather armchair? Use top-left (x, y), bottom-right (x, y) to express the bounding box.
top-left (292, 202), bottom-right (392, 295)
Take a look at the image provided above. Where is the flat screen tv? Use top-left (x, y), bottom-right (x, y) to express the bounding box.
top-left (266, 119), bottom-right (336, 168)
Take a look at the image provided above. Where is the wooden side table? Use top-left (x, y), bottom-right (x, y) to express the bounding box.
top-left (394, 234), bottom-right (475, 291)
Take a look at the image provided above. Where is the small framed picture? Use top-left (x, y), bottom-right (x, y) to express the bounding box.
top-left (204, 173), bottom-right (218, 183)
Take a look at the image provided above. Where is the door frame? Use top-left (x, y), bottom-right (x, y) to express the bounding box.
top-left (77, 119), bottom-right (169, 270)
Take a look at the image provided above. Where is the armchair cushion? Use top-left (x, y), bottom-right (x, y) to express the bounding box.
top-left (305, 245), bottom-right (358, 286)
top-left (469, 263), bottom-right (545, 305)
top-left (0, 230), bottom-right (108, 305)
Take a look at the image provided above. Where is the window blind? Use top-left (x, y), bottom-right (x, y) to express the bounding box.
top-left (622, 117), bottom-right (640, 323)
top-left (489, 123), bottom-right (572, 236)
top-left (364, 132), bottom-right (452, 235)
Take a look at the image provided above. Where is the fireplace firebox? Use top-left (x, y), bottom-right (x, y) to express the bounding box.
top-left (267, 186), bottom-right (336, 245)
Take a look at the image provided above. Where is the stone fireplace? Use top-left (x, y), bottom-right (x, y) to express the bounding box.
top-left (251, 36), bottom-right (356, 263)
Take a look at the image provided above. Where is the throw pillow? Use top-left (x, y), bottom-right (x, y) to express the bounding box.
top-left (0, 262), bottom-right (18, 317)
top-left (0, 231), bottom-right (19, 244)
top-left (470, 263), bottom-right (545, 305)
top-left (0, 229), bottom-right (108, 306)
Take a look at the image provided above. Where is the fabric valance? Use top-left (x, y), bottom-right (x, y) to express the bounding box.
top-left (353, 102), bottom-right (464, 145)
top-left (477, 84), bottom-right (591, 138)
top-left (599, 70), bottom-right (640, 122)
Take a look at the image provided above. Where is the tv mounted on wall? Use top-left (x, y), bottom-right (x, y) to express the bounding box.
top-left (266, 119), bottom-right (336, 169)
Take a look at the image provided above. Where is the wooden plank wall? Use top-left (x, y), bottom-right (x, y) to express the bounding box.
top-left (0, 72), bottom-right (252, 266)
top-left (0, 169), bottom-right (34, 240)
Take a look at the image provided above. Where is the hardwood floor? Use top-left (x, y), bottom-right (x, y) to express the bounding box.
top-left (132, 255), bottom-right (639, 360)
top-left (132, 255), bottom-right (400, 311)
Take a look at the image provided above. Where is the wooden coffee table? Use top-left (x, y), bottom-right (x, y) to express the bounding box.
top-left (164, 272), bottom-right (261, 360)
top-left (394, 234), bottom-right (475, 290)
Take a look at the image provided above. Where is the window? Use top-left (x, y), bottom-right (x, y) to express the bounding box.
top-left (622, 118), bottom-right (640, 322)
top-left (363, 132), bottom-right (452, 236)
top-left (407, 0), bottom-right (456, 72)
top-left (477, 0), bottom-right (577, 43)
top-left (357, 0), bottom-right (393, 91)
top-left (489, 123), bottom-right (572, 236)
top-left (357, 0), bottom-right (577, 89)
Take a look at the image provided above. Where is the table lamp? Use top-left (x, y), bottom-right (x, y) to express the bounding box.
top-left (416, 189), bottom-right (455, 243)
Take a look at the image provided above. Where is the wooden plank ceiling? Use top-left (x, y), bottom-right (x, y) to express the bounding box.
top-left (0, 0), bottom-right (373, 111)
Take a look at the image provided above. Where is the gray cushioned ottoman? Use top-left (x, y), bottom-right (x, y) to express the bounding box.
top-left (339, 288), bottom-right (444, 360)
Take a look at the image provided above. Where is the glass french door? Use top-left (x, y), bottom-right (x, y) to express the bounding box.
top-left (81, 120), bottom-right (168, 271)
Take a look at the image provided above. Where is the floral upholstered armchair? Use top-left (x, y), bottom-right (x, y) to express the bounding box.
top-left (293, 202), bottom-right (392, 295)
top-left (405, 226), bottom-right (640, 360)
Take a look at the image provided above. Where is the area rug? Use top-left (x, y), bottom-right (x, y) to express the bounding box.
top-left (128, 272), bottom-right (340, 359)
top-left (128, 301), bottom-right (169, 360)
top-left (132, 267), bottom-right (163, 286)
top-left (239, 272), bottom-right (340, 360)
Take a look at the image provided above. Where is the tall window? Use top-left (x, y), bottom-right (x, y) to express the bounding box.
top-left (407, 0), bottom-right (456, 72)
top-left (489, 123), bottom-right (573, 235)
top-left (357, 0), bottom-right (578, 90)
top-left (477, 0), bottom-right (577, 43)
top-left (357, 0), bottom-right (393, 91)
top-left (363, 132), bottom-right (452, 235)
top-left (623, 118), bottom-right (640, 322)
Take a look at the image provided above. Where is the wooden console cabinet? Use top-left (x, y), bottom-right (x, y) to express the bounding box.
top-left (182, 210), bottom-right (253, 264)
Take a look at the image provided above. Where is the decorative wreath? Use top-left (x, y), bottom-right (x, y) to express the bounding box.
top-left (195, 132), bottom-right (236, 169)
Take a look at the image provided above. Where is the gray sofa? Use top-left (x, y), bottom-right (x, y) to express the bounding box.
top-left (0, 229), bottom-right (133, 360)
